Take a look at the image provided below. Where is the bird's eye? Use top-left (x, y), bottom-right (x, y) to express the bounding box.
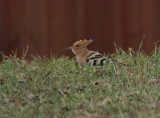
top-left (76, 45), bottom-right (79, 47)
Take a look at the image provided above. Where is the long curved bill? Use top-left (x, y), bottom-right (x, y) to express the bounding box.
top-left (61, 46), bottom-right (73, 52)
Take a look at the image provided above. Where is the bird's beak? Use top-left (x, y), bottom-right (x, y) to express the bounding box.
top-left (61, 46), bottom-right (73, 52)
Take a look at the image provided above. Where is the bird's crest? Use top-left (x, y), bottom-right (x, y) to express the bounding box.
top-left (61, 38), bottom-right (94, 52)
top-left (73, 38), bottom-right (94, 47)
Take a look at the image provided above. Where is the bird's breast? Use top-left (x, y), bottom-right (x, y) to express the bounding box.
top-left (76, 56), bottom-right (86, 67)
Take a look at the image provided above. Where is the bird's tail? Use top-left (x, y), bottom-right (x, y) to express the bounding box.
top-left (105, 57), bottom-right (129, 66)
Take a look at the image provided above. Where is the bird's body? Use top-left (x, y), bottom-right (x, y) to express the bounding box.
top-left (62, 38), bottom-right (114, 67)
top-left (76, 50), bottom-right (104, 67)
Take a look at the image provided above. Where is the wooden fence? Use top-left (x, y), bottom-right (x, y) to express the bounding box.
top-left (0, 0), bottom-right (160, 59)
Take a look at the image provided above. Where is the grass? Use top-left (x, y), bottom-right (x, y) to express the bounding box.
top-left (0, 47), bottom-right (160, 118)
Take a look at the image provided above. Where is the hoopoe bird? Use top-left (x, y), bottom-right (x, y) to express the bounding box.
top-left (62, 38), bottom-right (122, 76)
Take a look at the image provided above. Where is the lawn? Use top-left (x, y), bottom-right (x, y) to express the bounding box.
top-left (0, 47), bottom-right (160, 118)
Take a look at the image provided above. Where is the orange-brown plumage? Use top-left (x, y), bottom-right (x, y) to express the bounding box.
top-left (71, 39), bottom-right (95, 66)
top-left (62, 38), bottom-right (107, 67)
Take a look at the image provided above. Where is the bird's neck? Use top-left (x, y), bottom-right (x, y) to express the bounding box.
top-left (76, 48), bottom-right (89, 57)
top-left (75, 48), bottom-right (91, 67)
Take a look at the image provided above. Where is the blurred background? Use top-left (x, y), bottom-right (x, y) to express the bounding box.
top-left (0, 0), bottom-right (160, 59)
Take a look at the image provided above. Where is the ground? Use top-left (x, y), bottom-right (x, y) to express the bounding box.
top-left (0, 47), bottom-right (160, 118)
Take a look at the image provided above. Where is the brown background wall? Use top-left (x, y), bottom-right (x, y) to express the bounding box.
top-left (0, 0), bottom-right (160, 59)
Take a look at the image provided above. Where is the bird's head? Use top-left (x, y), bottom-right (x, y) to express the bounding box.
top-left (62, 38), bottom-right (94, 55)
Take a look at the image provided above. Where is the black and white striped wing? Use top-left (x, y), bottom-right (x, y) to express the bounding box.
top-left (86, 52), bottom-right (107, 66)
top-left (86, 51), bottom-right (117, 76)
